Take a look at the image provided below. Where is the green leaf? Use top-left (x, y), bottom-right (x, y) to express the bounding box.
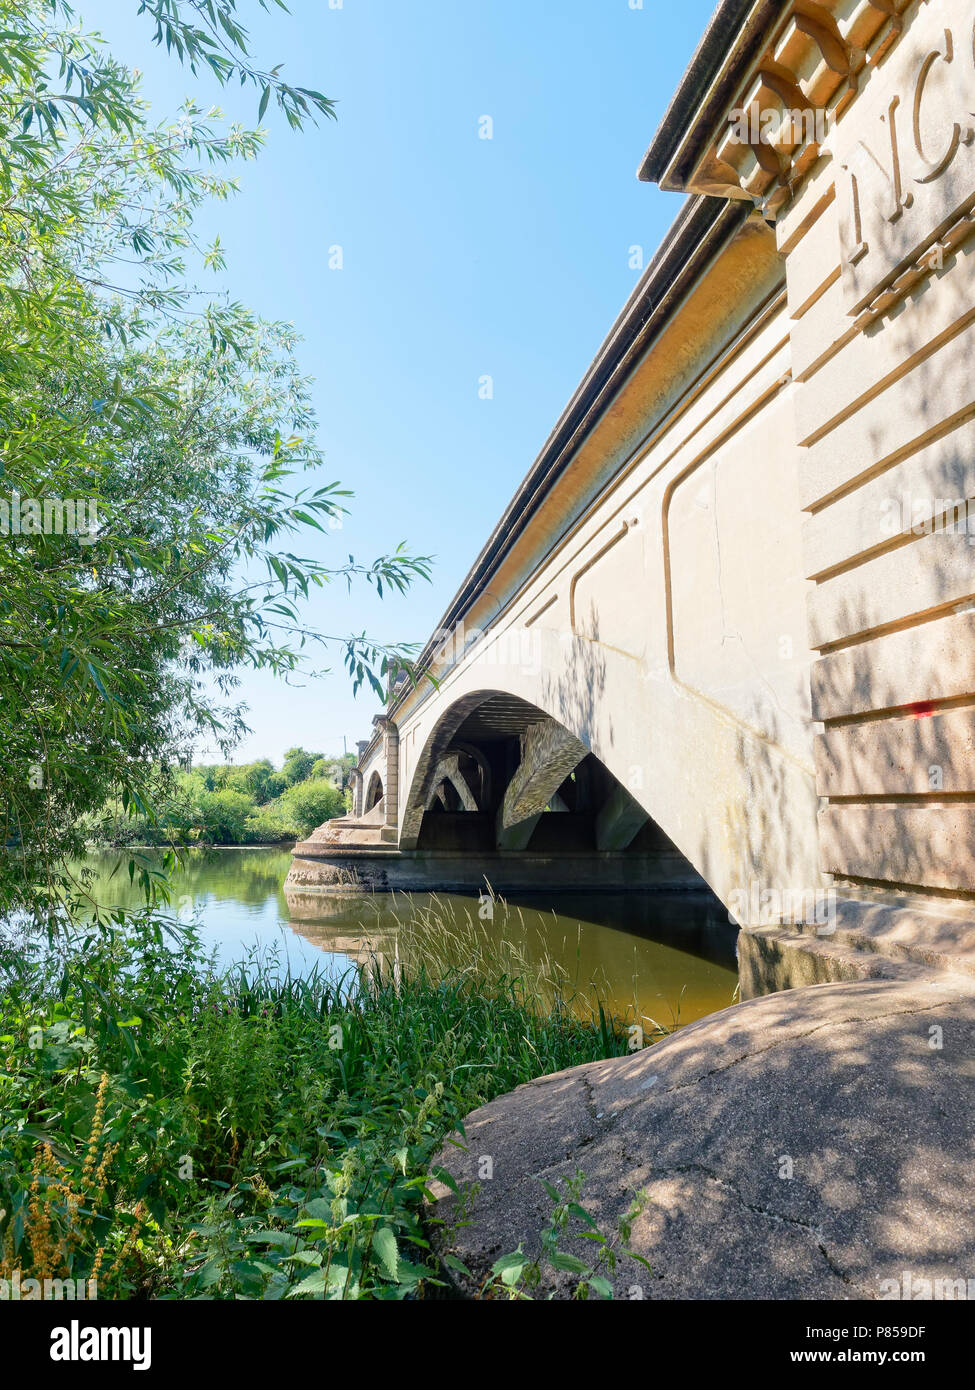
top-left (549, 1251), bottom-right (589, 1274)
top-left (491, 1250), bottom-right (529, 1287)
top-left (567, 1202), bottom-right (599, 1230)
top-left (586, 1275), bottom-right (614, 1300)
top-left (428, 1165), bottom-right (459, 1195)
top-left (372, 1227), bottom-right (399, 1282)
top-left (287, 1269), bottom-right (328, 1296)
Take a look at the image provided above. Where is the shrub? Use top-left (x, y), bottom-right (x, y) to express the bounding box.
top-left (195, 790), bottom-right (255, 844)
top-left (273, 779), bottom-right (345, 837)
top-left (242, 812), bottom-right (291, 844)
top-left (281, 747), bottom-right (320, 787)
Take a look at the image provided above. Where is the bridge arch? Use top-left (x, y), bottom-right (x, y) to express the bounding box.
top-left (399, 685), bottom-right (711, 889)
top-left (394, 585), bottom-right (822, 914)
top-left (423, 743), bottom-right (492, 814)
top-left (364, 771), bottom-right (384, 813)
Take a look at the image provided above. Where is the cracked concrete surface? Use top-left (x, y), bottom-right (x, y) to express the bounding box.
top-left (427, 977), bottom-right (975, 1299)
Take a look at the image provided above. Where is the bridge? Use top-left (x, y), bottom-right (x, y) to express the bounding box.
top-left (288, 0), bottom-right (975, 999)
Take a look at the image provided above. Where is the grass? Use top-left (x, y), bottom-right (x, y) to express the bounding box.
top-left (0, 897), bottom-right (663, 1300)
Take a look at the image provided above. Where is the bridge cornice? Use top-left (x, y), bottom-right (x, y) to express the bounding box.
top-left (640, 0), bottom-right (916, 216)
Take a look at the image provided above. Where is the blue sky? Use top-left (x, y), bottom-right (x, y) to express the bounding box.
top-left (80, 0), bottom-right (716, 765)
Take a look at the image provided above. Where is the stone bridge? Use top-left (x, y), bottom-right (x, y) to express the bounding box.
top-left (289, 0), bottom-right (975, 998)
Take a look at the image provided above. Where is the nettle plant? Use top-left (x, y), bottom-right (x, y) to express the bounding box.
top-left (473, 1171), bottom-right (651, 1301)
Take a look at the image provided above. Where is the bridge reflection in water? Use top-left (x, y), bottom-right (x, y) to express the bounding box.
top-left (284, 885), bottom-right (739, 1029)
top-left (78, 849), bottom-right (738, 1029)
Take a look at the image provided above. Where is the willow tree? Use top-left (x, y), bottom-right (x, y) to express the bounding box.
top-left (0, 1), bottom-right (430, 921)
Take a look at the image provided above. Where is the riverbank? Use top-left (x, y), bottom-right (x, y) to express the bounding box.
top-left (0, 911), bottom-right (643, 1300)
top-left (86, 755), bottom-right (351, 851)
top-left (86, 839), bottom-right (297, 850)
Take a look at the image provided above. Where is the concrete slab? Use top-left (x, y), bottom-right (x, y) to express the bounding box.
top-left (428, 978), bottom-right (975, 1299)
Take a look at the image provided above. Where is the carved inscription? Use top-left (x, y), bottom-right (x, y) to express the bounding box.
top-left (835, 0), bottom-right (975, 312)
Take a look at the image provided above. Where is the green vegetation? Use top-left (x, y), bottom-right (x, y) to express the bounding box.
top-left (482, 1170), bottom-right (650, 1300)
top-left (0, 909), bottom-right (645, 1300)
top-left (0, 2), bottom-right (650, 1307)
top-left (0, 1), bottom-right (429, 924)
top-left (87, 748), bottom-right (354, 846)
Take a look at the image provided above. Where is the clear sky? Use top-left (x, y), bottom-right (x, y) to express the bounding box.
top-left (79, 0), bottom-right (717, 765)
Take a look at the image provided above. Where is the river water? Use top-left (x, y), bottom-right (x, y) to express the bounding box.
top-left (81, 848), bottom-right (739, 1029)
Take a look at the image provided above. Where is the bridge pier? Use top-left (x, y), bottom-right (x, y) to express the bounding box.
top-left (285, 846), bottom-right (707, 897)
top-left (595, 783), bottom-right (650, 852)
top-left (373, 715), bottom-right (399, 844)
top-left (496, 721), bottom-right (588, 850)
top-left (738, 896), bottom-right (975, 1000)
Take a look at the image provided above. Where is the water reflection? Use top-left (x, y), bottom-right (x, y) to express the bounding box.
top-left (80, 849), bottom-right (739, 1027)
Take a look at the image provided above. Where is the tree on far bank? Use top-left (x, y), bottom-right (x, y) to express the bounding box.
top-left (281, 747), bottom-right (322, 787)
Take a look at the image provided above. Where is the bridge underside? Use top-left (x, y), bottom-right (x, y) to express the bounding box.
top-left (287, 694), bottom-right (711, 898)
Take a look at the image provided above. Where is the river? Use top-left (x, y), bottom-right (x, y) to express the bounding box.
top-left (81, 847), bottom-right (739, 1029)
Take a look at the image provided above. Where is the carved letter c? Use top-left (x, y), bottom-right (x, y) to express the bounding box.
top-left (912, 29), bottom-right (967, 184)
